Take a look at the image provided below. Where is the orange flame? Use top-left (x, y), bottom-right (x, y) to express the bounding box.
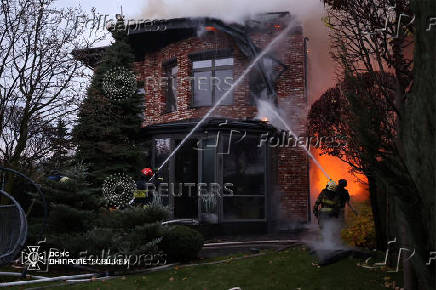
top-left (310, 148), bottom-right (369, 204)
top-left (205, 26), bottom-right (217, 32)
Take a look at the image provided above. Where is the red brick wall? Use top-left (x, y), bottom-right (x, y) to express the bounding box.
top-left (134, 30), bottom-right (257, 126)
top-left (134, 25), bottom-right (310, 223)
top-left (276, 32), bottom-right (310, 223)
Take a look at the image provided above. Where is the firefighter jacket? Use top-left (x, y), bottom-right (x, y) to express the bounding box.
top-left (313, 188), bottom-right (341, 217)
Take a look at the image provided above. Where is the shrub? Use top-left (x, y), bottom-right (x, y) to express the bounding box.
top-left (46, 233), bottom-right (90, 255)
top-left (46, 229), bottom-right (114, 256)
top-left (85, 228), bottom-right (115, 253)
top-left (142, 205), bottom-right (170, 223)
top-left (121, 223), bottom-right (164, 255)
top-left (341, 201), bottom-right (376, 249)
top-left (160, 225), bottom-right (204, 262)
top-left (48, 204), bottom-right (95, 233)
top-left (96, 206), bottom-right (169, 229)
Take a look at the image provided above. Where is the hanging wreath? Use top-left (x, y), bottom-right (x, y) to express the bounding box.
top-left (102, 66), bottom-right (137, 101)
top-left (102, 173), bottom-right (137, 208)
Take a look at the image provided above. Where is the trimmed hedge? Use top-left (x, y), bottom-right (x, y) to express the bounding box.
top-left (160, 225), bottom-right (204, 262)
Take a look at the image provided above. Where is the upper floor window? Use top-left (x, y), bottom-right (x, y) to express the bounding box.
top-left (192, 57), bottom-right (234, 107)
top-left (249, 57), bottom-right (286, 105)
top-left (164, 61), bottom-right (178, 113)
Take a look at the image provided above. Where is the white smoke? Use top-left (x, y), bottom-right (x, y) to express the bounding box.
top-left (315, 218), bottom-right (345, 250)
top-left (138, 0), bottom-right (336, 105)
top-left (303, 218), bottom-right (350, 265)
top-left (255, 99), bottom-right (289, 131)
top-left (140, 0), bottom-right (323, 24)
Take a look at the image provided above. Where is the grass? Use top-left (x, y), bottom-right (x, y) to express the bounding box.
top-left (8, 247), bottom-right (403, 290)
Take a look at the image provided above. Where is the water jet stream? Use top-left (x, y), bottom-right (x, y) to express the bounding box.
top-left (267, 107), bottom-right (332, 180)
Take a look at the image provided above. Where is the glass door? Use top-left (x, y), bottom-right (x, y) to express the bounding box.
top-left (198, 137), bottom-right (219, 224)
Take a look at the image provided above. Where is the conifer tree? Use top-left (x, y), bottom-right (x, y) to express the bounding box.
top-left (73, 16), bottom-right (145, 191)
top-left (44, 119), bottom-right (73, 171)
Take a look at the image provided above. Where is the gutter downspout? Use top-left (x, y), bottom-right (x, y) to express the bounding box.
top-left (304, 37), bottom-right (311, 223)
top-left (304, 37), bottom-right (309, 102)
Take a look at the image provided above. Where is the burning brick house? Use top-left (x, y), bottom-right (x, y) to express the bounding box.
top-left (77, 12), bottom-right (310, 234)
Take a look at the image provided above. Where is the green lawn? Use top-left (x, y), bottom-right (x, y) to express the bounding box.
top-left (16, 247), bottom-right (402, 290)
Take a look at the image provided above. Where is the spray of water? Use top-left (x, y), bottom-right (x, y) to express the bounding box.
top-left (150, 19), bottom-right (299, 179)
top-left (257, 100), bottom-right (332, 180)
top-left (253, 79), bottom-right (345, 259)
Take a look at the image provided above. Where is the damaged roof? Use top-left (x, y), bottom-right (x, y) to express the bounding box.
top-left (73, 12), bottom-right (296, 67)
top-left (73, 12), bottom-right (299, 101)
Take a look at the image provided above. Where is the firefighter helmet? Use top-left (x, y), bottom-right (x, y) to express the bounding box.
top-left (327, 180), bottom-right (337, 191)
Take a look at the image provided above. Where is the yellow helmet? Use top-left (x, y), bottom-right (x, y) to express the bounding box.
top-left (327, 180), bottom-right (337, 191)
top-left (59, 176), bottom-right (71, 183)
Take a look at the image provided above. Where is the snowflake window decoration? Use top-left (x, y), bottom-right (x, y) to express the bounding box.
top-left (102, 173), bottom-right (137, 208)
top-left (102, 66), bottom-right (137, 101)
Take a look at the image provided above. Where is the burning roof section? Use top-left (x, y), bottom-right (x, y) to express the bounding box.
top-left (74, 12), bottom-right (297, 102)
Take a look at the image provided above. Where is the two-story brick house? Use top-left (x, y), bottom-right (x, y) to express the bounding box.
top-left (76, 12), bottom-right (310, 235)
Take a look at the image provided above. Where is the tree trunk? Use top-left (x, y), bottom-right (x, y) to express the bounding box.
top-left (385, 178), bottom-right (433, 290)
top-left (398, 0), bottom-right (436, 288)
top-left (367, 172), bottom-right (388, 250)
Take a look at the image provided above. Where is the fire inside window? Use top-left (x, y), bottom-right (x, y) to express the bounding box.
top-left (192, 57), bottom-right (234, 107)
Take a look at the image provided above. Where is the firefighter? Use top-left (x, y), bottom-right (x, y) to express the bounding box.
top-left (336, 179), bottom-right (358, 220)
top-left (134, 168), bottom-right (155, 206)
top-left (313, 180), bottom-right (341, 228)
top-left (143, 168), bottom-right (165, 206)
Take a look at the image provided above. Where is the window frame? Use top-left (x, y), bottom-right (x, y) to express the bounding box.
top-left (190, 50), bottom-right (234, 107)
top-left (248, 56), bottom-right (287, 105)
top-left (151, 129), bottom-right (269, 223)
top-left (219, 134), bottom-right (268, 222)
top-left (163, 59), bottom-right (178, 114)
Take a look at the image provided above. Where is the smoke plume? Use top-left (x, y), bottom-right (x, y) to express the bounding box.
top-left (140, 0), bottom-right (322, 24)
top-left (304, 218), bottom-right (350, 265)
top-left (139, 0), bottom-right (336, 104)
top-left (255, 99), bottom-right (289, 131)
